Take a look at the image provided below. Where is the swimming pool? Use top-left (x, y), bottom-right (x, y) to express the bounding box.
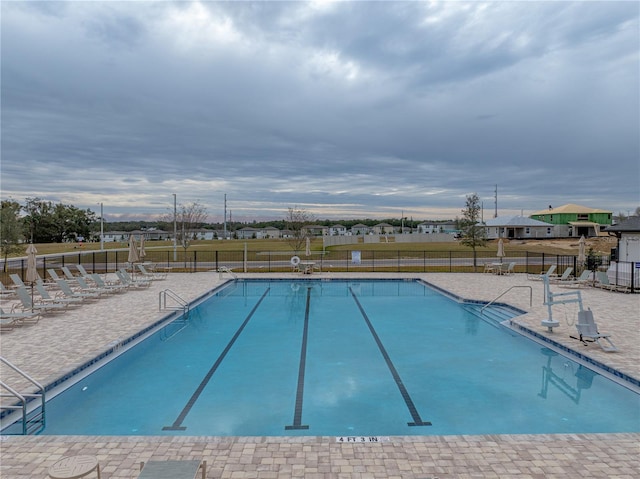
top-left (30, 280), bottom-right (640, 436)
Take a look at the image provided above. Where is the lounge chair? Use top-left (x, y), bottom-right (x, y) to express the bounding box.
top-left (116, 269), bottom-right (151, 288)
top-left (9, 273), bottom-right (27, 289)
top-left (75, 264), bottom-right (93, 278)
top-left (574, 309), bottom-right (617, 352)
top-left (137, 264), bottom-right (167, 280)
top-left (34, 280), bottom-right (83, 306)
top-left (501, 262), bottom-right (516, 275)
top-left (595, 271), bottom-right (630, 293)
top-left (558, 269), bottom-right (592, 288)
top-left (0, 281), bottom-right (16, 298)
top-left (549, 267), bottom-right (573, 283)
top-left (137, 460), bottom-right (206, 479)
top-left (527, 264), bottom-right (557, 281)
top-left (88, 273), bottom-right (128, 293)
top-left (14, 286), bottom-right (67, 313)
top-left (55, 279), bottom-right (101, 300)
top-left (47, 268), bottom-right (77, 285)
top-left (0, 307), bottom-right (40, 329)
top-left (75, 276), bottom-right (112, 295)
top-left (61, 266), bottom-right (80, 282)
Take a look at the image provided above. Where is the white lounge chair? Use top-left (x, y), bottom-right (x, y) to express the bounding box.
top-left (0, 281), bottom-right (16, 298)
top-left (575, 309), bottom-right (618, 352)
top-left (137, 460), bottom-right (206, 479)
top-left (75, 276), bottom-right (112, 295)
top-left (502, 262), bottom-right (516, 275)
top-left (595, 271), bottom-right (630, 293)
top-left (137, 264), bottom-right (167, 280)
top-left (47, 268), bottom-right (76, 285)
top-left (0, 307), bottom-right (40, 329)
top-left (88, 273), bottom-right (128, 293)
top-left (34, 280), bottom-right (83, 306)
top-left (116, 269), bottom-right (151, 288)
top-left (549, 267), bottom-right (573, 283)
top-left (75, 264), bottom-right (93, 278)
top-left (9, 273), bottom-right (27, 289)
top-left (558, 269), bottom-right (592, 288)
top-left (528, 264), bottom-right (556, 281)
top-left (61, 266), bottom-right (80, 282)
top-left (55, 279), bottom-right (101, 300)
top-left (14, 286), bottom-right (67, 313)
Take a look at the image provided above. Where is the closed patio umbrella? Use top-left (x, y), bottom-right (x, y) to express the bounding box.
top-left (305, 237), bottom-right (311, 257)
top-left (25, 243), bottom-right (39, 284)
top-left (128, 234), bottom-right (140, 263)
top-left (496, 238), bottom-right (505, 263)
top-left (139, 235), bottom-right (146, 260)
top-left (25, 243), bottom-right (39, 308)
top-left (578, 235), bottom-right (586, 267)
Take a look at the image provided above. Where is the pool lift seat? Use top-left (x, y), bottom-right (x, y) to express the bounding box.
top-left (574, 309), bottom-right (618, 352)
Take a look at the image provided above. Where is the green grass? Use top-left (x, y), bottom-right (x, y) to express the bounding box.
top-left (9, 236), bottom-right (581, 258)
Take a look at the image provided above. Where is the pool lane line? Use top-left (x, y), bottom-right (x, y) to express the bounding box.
top-left (285, 286), bottom-right (312, 430)
top-left (163, 287), bottom-right (271, 431)
top-left (349, 287), bottom-right (432, 427)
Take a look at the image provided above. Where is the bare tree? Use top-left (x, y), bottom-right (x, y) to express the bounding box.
top-left (460, 193), bottom-right (487, 269)
top-left (285, 206), bottom-right (314, 253)
top-left (162, 200), bottom-right (208, 251)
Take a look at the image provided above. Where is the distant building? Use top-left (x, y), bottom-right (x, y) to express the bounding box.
top-left (329, 224), bottom-right (347, 236)
top-left (605, 216), bottom-right (640, 263)
top-left (485, 216), bottom-right (553, 239)
top-left (372, 223), bottom-right (394, 235)
top-left (530, 204), bottom-right (612, 237)
top-left (350, 223), bottom-right (370, 236)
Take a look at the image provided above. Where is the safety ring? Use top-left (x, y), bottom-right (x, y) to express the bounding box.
top-left (290, 255), bottom-right (301, 266)
top-left (291, 283), bottom-right (300, 292)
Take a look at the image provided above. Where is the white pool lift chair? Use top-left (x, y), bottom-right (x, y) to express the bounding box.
top-left (574, 309), bottom-right (618, 352)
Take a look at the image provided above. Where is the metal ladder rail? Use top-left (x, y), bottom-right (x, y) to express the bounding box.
top-left (0, 357), bottom-right (46, 435)
top-left (480, 286), bottom-right (532, 314)
top-left (218, 266), bottom-right (238, 279)
top-left (158, 289), bottom-right (189, 315)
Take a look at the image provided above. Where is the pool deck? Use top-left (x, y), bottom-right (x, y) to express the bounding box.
top-left (1, 272), bottom-right (638, 478)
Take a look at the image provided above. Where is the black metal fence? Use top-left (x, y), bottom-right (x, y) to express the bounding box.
top-left (3, 248), bottom-right (634, 292)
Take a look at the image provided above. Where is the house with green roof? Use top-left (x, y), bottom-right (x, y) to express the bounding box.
top-left (530, 204), bottom-right (612, 238)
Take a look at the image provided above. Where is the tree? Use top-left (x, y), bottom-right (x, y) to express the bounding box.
top-left (284, 206), bottom-right (314, 253)
top-left (459, 193), bottom-right (487, 268)
top-left (1, 200), bottom-right (24, 269)
top-left (22, 197), bottom-right (96, 243)
top-left (162, 200), bottom-right (208, 251)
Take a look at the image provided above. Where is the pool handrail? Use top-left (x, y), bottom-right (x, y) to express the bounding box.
top-left (480, 285), bottom-right (532, 314)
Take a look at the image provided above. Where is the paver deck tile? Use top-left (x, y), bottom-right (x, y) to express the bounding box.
top-left (1, 273), bottom-right (639, 478)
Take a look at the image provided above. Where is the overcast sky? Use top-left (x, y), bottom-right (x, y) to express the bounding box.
top-left (1, 1), bottom-right (638, 223)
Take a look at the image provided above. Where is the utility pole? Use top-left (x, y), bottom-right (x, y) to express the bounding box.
top-left (173, 193), bottom-right (177, 261)
top-left (494, 184), bottom-right (498, 218)
top-left (100, 202), bottom-right (104, 251)
top-left (224, 194), bottom-right (227, 240)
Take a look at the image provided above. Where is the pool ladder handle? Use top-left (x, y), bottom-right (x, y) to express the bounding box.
top-left (218, 266), bottom-right (238, 279)
top-left (159, 289), bottom-right (190, 316)
top-left (480, 285), bottom-right (533, 315)
top-left (0, 356), bottom-right (46, 435)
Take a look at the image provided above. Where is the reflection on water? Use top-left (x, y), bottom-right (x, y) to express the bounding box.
top-left (539, 348), bottom-right (596, 404)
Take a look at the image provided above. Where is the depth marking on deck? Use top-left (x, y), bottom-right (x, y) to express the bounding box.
top-left (349, 287), bottom-right (432, 427)
top-left (285, 286), bottom-right (312, 430)
top-left (163, 287), bottom-right (271, 431)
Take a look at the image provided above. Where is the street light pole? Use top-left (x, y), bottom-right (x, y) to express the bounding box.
top-left (173, 194), bottom-right (177, 261)
top-left (100, 202), bottom-right (104, 251)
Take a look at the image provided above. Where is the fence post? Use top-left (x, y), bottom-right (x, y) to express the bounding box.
top-left (449, 251), bottom-right (452, 272)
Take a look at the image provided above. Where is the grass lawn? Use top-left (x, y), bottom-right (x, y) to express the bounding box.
top-left (7, 236), bottom-right (595, 258)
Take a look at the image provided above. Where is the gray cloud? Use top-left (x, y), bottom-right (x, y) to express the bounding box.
top-left (1, 1), bottom-right (638, 222)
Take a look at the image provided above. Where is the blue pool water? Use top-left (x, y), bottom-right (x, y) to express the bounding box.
top-left (36, 279), bottom-right (639, 436)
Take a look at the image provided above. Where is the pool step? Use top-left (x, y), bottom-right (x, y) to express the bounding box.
top-left (464, 303), bottom-right (516, 328)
